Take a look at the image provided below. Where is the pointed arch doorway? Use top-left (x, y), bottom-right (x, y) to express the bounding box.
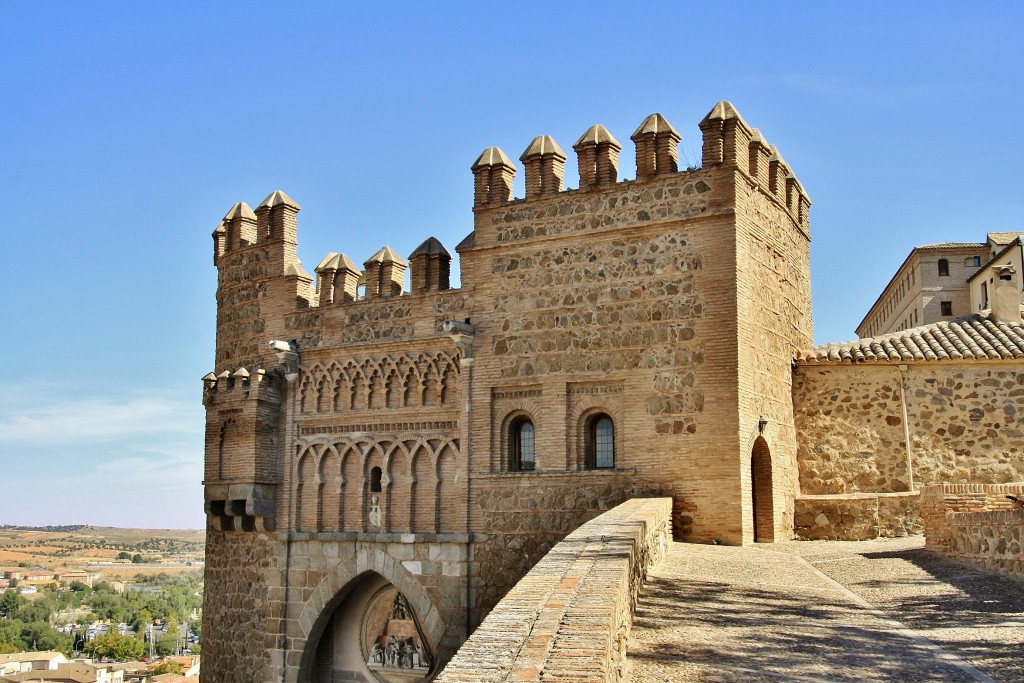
top-left (303, 572), bottom-right (434, 683)
top-left (750, 436), bottom-right (774, 543)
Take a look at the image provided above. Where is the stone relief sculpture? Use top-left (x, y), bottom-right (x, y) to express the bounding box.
top-left (368, 494), bottom-right (382, 528)
top-left (365, 591), bottom-right (431, 681)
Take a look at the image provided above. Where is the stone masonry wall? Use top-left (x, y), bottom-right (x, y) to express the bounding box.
top-left (945, 510), bottom-right (1024, 580)
top-left (460, 166), bottom-right (747, 545)
top-left (794, 493), bottom-right (920, 540)
top-left (795, 363), bottom-right (1024, 496)
top-left (436, 498), bottom-right (672, 683)
top-left (920, 483), bottom-right (1024, 551)
top-left (792, 362), bottom-right (1024, 539)
top-left (202, 530), bottom-right (277, 683)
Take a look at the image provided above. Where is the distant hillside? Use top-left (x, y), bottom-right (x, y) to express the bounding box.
top-left (0, 526), bottom-right (204, 576)
top-left (0, 524), bottom-right (89, 532)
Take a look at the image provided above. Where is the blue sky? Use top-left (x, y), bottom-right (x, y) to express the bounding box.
top-left (1, 2), bottom-right (1021, 528)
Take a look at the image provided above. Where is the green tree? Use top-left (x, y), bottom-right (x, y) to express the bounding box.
top-left (20, 621), bottom-right (72, 655)
top-left (116, 552), bottom-right (132, 560)
top-left (150, 660), bottom-right (183, 675)
top-left (133, 609), bottom-right (153, 638)
top-left (84, 633), bottom-right (145, 661)
top-left (155, 618), bottom-right (179, 657)
top-left (0, 590), bottom-right (22, 619)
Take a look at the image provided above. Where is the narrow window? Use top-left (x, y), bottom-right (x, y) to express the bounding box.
top-left (586, 414), bottom-right (615, 469)
top-left (967, 256), bottom-right (981, 267)
top-left (982, 282), bottom-right (988, 309)
top-left (938, 259), bottom-right (949, 276)
top-left (941, 301), bottom-right (953, 316)
top-left (509, 417), bottom-right (535, 471)
top-left (370, 467), bottom-right (382, 493)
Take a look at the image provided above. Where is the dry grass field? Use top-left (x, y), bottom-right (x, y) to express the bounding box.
top-left (0, 526), bottom-right (204, 579)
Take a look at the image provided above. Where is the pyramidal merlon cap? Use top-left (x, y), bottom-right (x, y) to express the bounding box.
top-left (573, 124), bottom-right (621, 149)
top-left (631, 113), bottom-right (680, 140)
top-left (410, 237), bottom-right (452, 259)
top-left (223, 202), bottom-right (256, 221)
top-left (365, 246), bottom-right (409, 266)
top-left (520, 135), bottom-right (566, 161)
top-left (258, 190), bottom-right (300, 210)
top-left (472, 147), bottom-right (516, 170)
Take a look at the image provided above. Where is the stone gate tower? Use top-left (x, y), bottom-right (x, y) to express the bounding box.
top-left (201, 102), bottom-right (811, 682)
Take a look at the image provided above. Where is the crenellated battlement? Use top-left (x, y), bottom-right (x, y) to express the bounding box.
top-left (699, 101), bottom-right (810, 233)
top-left (201, 366), bottom-right (279, 407)
top-left (213, 189), bottom-right (301, 263)
top-left (469, 102), bottom-right (810, 238)
top-left (211, 103), bottom-right (809, 344)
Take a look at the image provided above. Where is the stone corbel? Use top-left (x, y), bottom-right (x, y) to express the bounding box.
top-left (269, 339), bottom-right (300, 383)
top-left (443, 320), bottom-right (475, 366)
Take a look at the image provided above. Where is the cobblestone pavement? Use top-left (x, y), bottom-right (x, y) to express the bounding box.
top-left (628, 537), bottom-right (1023, 682)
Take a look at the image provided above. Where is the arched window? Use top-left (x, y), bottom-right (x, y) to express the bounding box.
top-left (509, 417), bottom-right (535, 471)
top-left (938, 258), bottom-right (949, 276)
top-left (370, 466), bottom-right (382, 493)
top-left (586, 414), bottom-right (615, 469)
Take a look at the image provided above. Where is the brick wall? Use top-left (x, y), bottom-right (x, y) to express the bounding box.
top-left (436, 498), bottom-right (671, 683)
top-left (920, 483), bottom-right (1024, 551)
top-left (734, 170), bottom-right (812, 543)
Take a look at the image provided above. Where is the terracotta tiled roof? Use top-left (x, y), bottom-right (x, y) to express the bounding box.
top-left (800, 315), bottom-right (1024, 364)
top-left (987, 231), bottom-right (1024, 245)
top-left (914, 241), bottom-right (987, 250)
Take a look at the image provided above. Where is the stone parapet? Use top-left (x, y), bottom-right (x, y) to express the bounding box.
top-left (920, 482), bottom-right (1024, 552)
top-left (436, 497), bottom-right (671, 683)
top-left (794, 492), bottom-right (921, 540)
top-left (945, 509), bottom-right (1024, 579)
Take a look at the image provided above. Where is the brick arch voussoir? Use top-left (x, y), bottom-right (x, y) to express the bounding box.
top-left (317, 443), bottom-right (341, 479)
top-left (407, 443), bottom-right (432, 485)
top-left (432, 441), bottom-right (460, 481)
top-left (296, 447), bottom-right (320, 484)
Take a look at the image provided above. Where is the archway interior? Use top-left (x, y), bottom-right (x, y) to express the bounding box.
top-left (308, 572), bottom-right (433, 683)
top-left (751, 436), bottom-right (774, 543)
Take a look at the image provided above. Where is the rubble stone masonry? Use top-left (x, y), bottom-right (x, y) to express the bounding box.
top-left (921, 484), bottom-right (1024, 580)
top-left (793, 363), bottom-right (1024, 539)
